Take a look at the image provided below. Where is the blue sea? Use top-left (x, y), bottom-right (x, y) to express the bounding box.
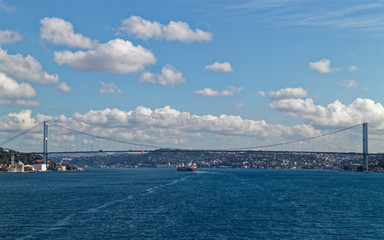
top-left (1, 168), bottom-right (383, 239)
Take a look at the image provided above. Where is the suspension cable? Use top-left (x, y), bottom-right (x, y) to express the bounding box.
top-left (227, 123), bottom-right (362, 150)
top-left (368, 123), bottom-right (384, 135)
top-left (0, 122), bottom-right (44, 146)
top-left (48, 122), bottom-right (164, 149)
top-left (0, 121), bottom-right (367, 153)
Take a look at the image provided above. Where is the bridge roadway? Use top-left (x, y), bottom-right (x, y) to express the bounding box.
top-left (0, 149), bottom-right (371, 156)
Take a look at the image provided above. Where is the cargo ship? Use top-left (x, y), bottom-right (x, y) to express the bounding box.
top-left (177, 162), bottom-right (197, 171)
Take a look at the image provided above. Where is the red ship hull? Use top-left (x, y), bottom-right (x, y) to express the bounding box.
top-left (177, 166), bottom-right (197, 171)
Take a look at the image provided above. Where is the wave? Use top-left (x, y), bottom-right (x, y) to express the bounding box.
top-left (17, 175), bottom-right (189, 239)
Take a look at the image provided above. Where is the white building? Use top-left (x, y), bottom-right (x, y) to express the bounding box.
top-left (57, 164), bottom-right (66, 171)
top-left (33, 164), bottom-right (47, 171)
top-left (16, 161), bottom-right (24, 172)
top-left (7, 161), bottom-right (25, 172)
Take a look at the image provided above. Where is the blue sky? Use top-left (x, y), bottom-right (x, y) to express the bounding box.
top-left (0, 0), bottom-right (383, 151)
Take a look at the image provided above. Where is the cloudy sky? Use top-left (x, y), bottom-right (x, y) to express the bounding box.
top-left (0, 0), bottom-right (383, 151)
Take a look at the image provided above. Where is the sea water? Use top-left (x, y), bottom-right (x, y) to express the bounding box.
top-left (0, 168), bottom-right (383, 239)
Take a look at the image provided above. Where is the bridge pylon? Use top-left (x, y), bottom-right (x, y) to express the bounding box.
top-left (43, 121), bottom-right (48, 168)
top-left (363, 122), bottom-right (368, 171)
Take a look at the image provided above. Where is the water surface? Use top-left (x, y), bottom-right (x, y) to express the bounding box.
top-left (0, 168), bottom-right (383, 239)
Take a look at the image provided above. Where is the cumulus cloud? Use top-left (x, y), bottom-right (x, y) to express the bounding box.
top-left (3, 102), bottom-right (384, 151)
top-left (0, 47), bottom-right (58, 84)
top-left (233, 103), bottom-right (244, 110)
top-left (120, 16), bottom-right (212, 42)
top-left (0, 109), bottom-right (51, 131)
top-left (0, 30), bottom-right (22, 44)
top-left (257, 91), bottom-right (266, 97)
top-left (40, 17), bottom-right (98, 49)
top-left (204, 61), bottom-right (233, 72)
top-left (270, 97), bottom-right (384, 128)
top-left (348, 65), bottom-right (361, 72)
top-left (341, 80), bottom-right (358, 88)
top-left (269, 87), bottom-right (308, 99)
top-left (0, 72), bottom-right (36, 98)
top-left (309, 59), bottom-right (339, 74)
top-left (57, 82), bottom-right (72, 92)
top-left (0, 72), bottom-right (39, 107)
top-left (195, 86), bottom-right (243, 97)
top-left (139, 65), bottom-right (185, 87)
top-left (51, 134), bottom-right (75, 142)
top-left (99, 81), bottom-right (122, 94)
top-left (54, 39), bottom-right (156, 74)
top-left (0, 106), bottom-right (321, 150)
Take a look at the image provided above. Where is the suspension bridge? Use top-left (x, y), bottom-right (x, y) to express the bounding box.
top-left (1, 121), bottom-right (384, 171)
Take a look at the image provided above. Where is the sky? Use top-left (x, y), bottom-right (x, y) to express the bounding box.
top-left (0, 0), bottom-right (383, 151)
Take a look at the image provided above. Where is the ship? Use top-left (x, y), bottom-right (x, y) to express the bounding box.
top-left (176, 162), bottom-right (197, 171)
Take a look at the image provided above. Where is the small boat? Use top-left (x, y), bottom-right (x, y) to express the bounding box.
top-left (177, 162), bottom-right (197, 171)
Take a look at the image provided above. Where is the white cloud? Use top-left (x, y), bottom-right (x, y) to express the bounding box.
top-left (57, 82), bottom-right (72, 92)
top-left (99, 81), bottom-right (122, 94)
top-left (163, 21), bottom-right (212, 42)
top-left (270, 97), bottom-right (384, 128)
top-left (212, 2), bottom-right (384, 39)
top-left (269, 87), bottom-right (308, 99)
top-left (309, 59), bottom-right (339, 74)
top-left (194, 88), bottom-right (218, 97)
top-left (40, 17), bottom-right (98, 49)
top-left (238, 3), bottom-right (384, 39)
top-left (233, 103), bottom-right (244, 110)
top-left (120, 16), bottom-right (162, 40)
top-left (195, 86), bottom-right (243, 97)
top-left (257, 91), bottom-right (266, 97)
top-left (341, 80), bottom-right (358, 88)
top-left (139, 65), bottom-right (185, 87)
top-left (120, 16), bottom-right (212, 42)
top-left (0, 106), bottom-right (322, 149)
top-left (0, 30), bottom-right (22, 44)
top-left (348, 65), bottom-right (361, 72)
top-left (4, 101), bottom-right (384, 151)
top-left (0, 72), bottom-right (36, 98)
top-left (51, 134), bottom-right (75, 142)
top-left (54, 39), bottom-right (156, 74)
top-left (0, 99), bottom-right (40, 107)
top-left (0, 47), bottom-right (58, 84)
top-left (204, 61), bottom-right (233, 72)
top-left (0, 109), bottom-right (51, 131)
top-left (292, 4), bottom-right (384, 37)
top-left (0, 72), bottom-right (39, 107)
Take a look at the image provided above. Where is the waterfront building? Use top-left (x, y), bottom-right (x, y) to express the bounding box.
top-left (56, 164), bottom-right (66, 171)
top-left (33, 164), bottom-right (47, 171)
top-left (24, 165), bottom-right (34, 171)
top-left (16, 161), bottom-right (24, 172)
top-left (7, 161), bottom-right (25, 172)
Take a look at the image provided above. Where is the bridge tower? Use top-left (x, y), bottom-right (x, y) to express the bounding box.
top-left (43, 121), bottom-right (48, 168)
top-left (363, 122), bottom-right (368, 171)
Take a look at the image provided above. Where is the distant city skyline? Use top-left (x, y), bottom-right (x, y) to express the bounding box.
top-left (0, 0), bottom-right (383, 150)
